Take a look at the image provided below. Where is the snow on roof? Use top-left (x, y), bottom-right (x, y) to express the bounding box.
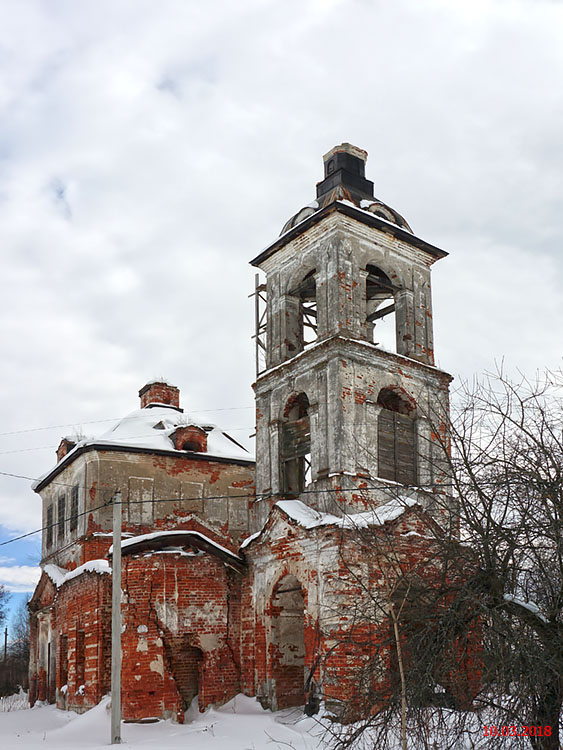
top-left (239, 530), bottom-right (261, 550)
top-left (43, 560), bottom-right (111, 589)
top-left (275, 496), bottom-right (419, 531)
top-left (504, 594), bottom-right (548, 623)
top-left (43, 564), bottom-right (67, 588)
top-left (112, 529), bottom-right (242, 563)
top-left (33, 405), bottom-right (254, 489)
top-left (93, 406), bottom-right (253, 461)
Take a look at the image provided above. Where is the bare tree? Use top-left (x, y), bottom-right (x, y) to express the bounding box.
top-left (0, 599), bottom-right (30, 696)
top-left (324, 369), bottom-right (563, 750)
top-left (0, 585), bottom-right (8, 627)
top-left (445, 369), bottom-right (563, 750)
top-left (9, 598), bottom-right (30, 667)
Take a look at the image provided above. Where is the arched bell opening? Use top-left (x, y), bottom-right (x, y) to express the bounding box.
top-left (290, 270), bottom-right (317, 352)
top-left (377, 387), bottom-right (417, 485)
top-left (281, 393), bottom-right (311, 496)
top-left (365, 264), bottom-right (398, 352)
top-left (270, 574), bottom-right (306, 710)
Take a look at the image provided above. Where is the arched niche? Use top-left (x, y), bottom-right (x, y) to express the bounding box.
top-left (270, 574), bottom-right (306, 709)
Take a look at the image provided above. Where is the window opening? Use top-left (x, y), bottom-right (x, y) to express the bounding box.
top-left (75, 630), bottom-right (85, 687)
top-left (46, 506), bottom-right (53, 548)
top-left (366, 264), bottom-right (397, 351)
top-left (59, 634), bottom-right (68, 687)
top-left (377, 388), bottom-right (416, 484)
top-left (57, 494), bottom-right (65, 539)
top-left (282, 394), bottom-right (311, 496)
top-left (70, 486), bottom-right (79, 532)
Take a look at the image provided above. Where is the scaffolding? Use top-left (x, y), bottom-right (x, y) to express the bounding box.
top-left (250, 273), bottom-right (267, 377)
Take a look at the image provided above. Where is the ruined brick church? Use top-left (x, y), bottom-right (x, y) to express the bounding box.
top-left (29, 144), bottom-right (463, 721)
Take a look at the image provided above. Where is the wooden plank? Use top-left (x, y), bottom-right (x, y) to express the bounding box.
top-left (378, 410), bottom-right (417, 484)
top-left (282, 418), bottom-right (311, 459)
top-left (367, 303), bottom-right (395, 323)
top-left (378, 410), bottom-right (396, 481)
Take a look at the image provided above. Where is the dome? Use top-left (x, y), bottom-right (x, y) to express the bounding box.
top-left (280, 189), bottom-right (413, 236)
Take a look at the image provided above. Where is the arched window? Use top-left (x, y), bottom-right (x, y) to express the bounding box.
top-left (281, 393), bottom-right (311, 495)
top-left (377, 387), bottom-right (416, 484)
top-left (290, 270), bottom-right (317, 351)
top-left (366, 264), bottom-right (397, 351)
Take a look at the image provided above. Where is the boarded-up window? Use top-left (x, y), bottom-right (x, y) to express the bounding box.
top-left (228, 487), bottom-right (249, 531)
top-left (127, 477), bottom-right (154, 524)
top-left (377, 389), bottom-right (416, 485)
top-left (58, 494), bottom-right (65, 538)
top-left (70, 486), bottom-right (79, 532)
top-left (180, 482), bottom-right (204, 514)
top-left (206, 496), bottom-right (228, 525)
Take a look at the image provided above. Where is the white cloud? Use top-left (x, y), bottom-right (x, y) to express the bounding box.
top-left (0, 566), bottom-right (41, 593)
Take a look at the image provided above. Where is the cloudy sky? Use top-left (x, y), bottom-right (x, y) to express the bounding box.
top-left (0, 0), bottom-right (562, 617)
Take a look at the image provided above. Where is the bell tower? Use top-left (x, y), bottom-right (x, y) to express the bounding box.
top-left (251, 144), bottom-right (452, 527)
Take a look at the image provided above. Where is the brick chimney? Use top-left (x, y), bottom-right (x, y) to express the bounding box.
top-left (139, 380), bottom-right (181, 410)
top-left (56, 437), bottom-right (76, 463)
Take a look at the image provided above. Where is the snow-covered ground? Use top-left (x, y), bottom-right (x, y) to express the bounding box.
top-left (0, 694), bottom-right (327, 750)
top-left (2, 692), bottom-right (557, 750)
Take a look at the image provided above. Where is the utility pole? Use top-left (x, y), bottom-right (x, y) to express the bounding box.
top-left (111, 491), bottom-right (122, 745)
top-left (3, 627), bottom-right (7, 663)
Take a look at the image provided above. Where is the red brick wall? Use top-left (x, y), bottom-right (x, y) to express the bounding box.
top-left (120, 551), bottom-right (242, 722)
top-left (53, 572), bottom-right (112, 712)
top-left (30, 503), bottom-right (481, 723)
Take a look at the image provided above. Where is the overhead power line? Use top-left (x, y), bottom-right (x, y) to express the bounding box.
top-left (0, 406), bottom-right (255, 439)
top-left (0, 497), bottom-right (113, 547)
top-left (0, 484), bottom-right (432, 549)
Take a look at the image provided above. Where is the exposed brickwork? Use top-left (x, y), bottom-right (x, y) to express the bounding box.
top-left (56, 438), bottom-right (76, 463)
top-left (139, 381), bottom-right (180, 409)
top-left (239, 505), bottom-right (483, 716)
top-left (171, 425), bottom-right (208, 453)
top-left (120, 551), bottom-right (242, 722)
top-left (28, 570), bottom-right (111, 713)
